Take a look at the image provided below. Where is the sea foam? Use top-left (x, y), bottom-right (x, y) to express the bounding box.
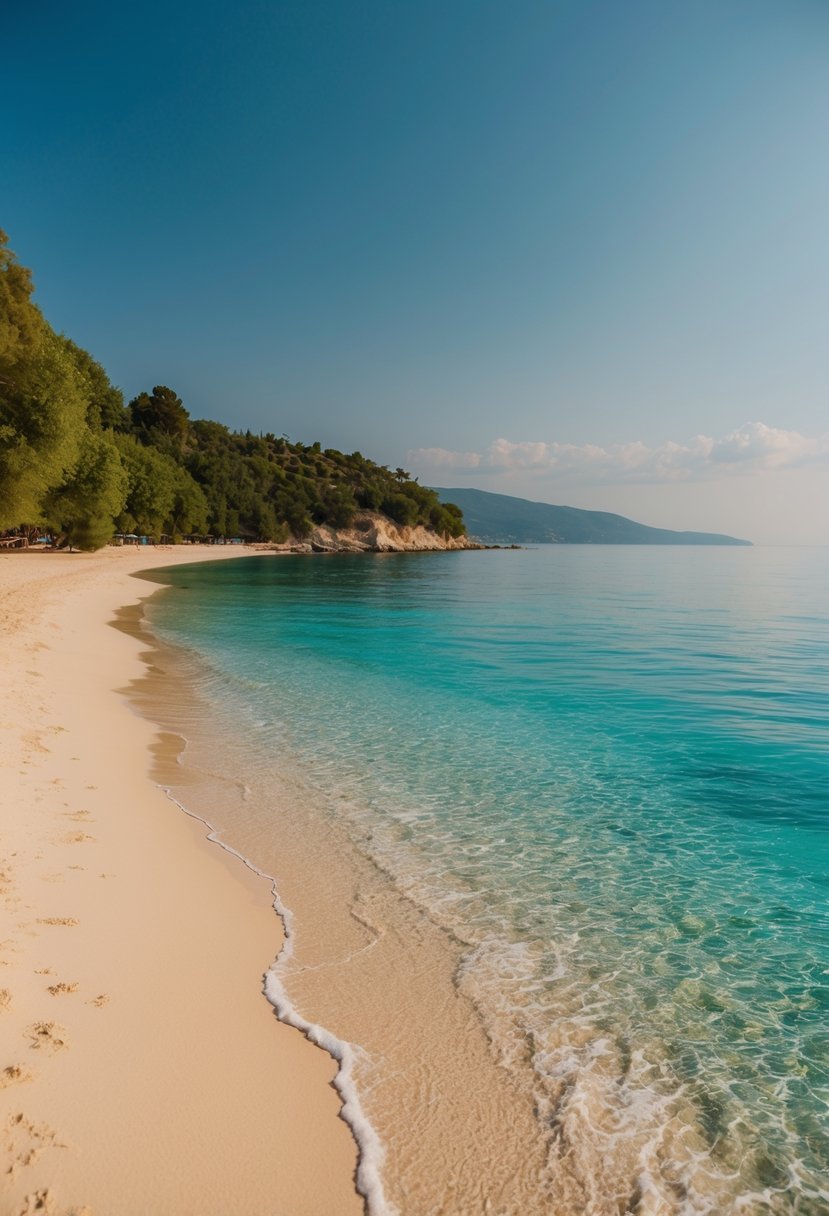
top-left (162, 785), bottom-right (394, 1216)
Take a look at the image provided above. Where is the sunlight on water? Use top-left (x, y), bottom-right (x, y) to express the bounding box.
top-left (149, 547), bottom-right (829, 1214)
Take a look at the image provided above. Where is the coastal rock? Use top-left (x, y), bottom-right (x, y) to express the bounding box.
top-left (267, 511), bottom-right (477, 554)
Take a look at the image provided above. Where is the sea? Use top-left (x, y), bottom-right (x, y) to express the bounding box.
top-left (142, 545), bottom-right (829, 1216)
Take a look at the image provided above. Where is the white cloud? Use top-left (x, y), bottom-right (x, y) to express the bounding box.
top-left (408, 446), bottom-right (482, 470)
top-left (408, 422), bottom-right (829, 485)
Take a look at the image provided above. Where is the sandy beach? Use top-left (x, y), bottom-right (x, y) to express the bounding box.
top-left (0, 547), bottom-right (362, 1216)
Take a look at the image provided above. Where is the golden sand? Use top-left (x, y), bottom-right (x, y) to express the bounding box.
top-left (0, 548), bottom-right (361, 1216)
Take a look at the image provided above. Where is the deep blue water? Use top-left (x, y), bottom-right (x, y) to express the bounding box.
top-left (149, 546), bottom-right (829, 1212)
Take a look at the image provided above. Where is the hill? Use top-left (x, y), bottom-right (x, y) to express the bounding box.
top-left (0, 230), bottom-right (465, 549)
top-left (434, 487), bottom-right (751, 546)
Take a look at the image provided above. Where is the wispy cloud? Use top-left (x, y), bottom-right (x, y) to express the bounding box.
top-left (409, 423), bottom-right (829, 484)
top-left (411, 446), bottom-right (484, 470)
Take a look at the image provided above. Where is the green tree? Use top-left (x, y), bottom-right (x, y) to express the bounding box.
top-left (0, 329), bottom-right (89, 528)
top-left (63, 338), bottom-right (128, 431)
top-left (0, 234), bottom-right (94, 527)
top-left (381, 492), bottom-right (419, 527)
top-left (168, 465), bottom-right (209, 537)
top-left (0, 229), bottom-right (41, 364)
top-left (114, 433), bottom-right (177, 537)
top-left (129, 385), bottom-right (189, 441)
top-left (45, 430), bottom-right (128, 550)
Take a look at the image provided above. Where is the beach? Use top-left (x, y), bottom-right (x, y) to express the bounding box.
top-left (0, 547), bottom-right (362, 1216)
top-left (4, 545), bottom-right (826, 1216)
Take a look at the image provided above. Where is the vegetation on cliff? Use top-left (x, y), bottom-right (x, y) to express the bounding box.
top-left (0, 231), bottom-right (464, 549)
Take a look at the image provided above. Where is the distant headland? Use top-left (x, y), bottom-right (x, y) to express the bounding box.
top-left (434, 487), bottom-right (752, 546)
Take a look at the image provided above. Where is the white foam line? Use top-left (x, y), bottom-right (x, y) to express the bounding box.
top-left (161, 784), bottom-right (396, 1216)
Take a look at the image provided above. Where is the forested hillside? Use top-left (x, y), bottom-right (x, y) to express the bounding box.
top-left (435, 487), bottom-right (750, 546)
top-left (0, 231), bottom-right (464, 549)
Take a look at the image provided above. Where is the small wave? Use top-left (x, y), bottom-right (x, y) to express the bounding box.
top-left (161, 787), bottom-right (394, 1216)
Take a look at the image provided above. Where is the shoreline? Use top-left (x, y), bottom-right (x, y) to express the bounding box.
top-left (113, 600), bottom-right (390, 1216)
top-left (0, 547), bottom-right (363, 1216)
top-left (131, 556), bottom-right (551, 1214)
top-left (3, 543), bottom-right (821, 1214)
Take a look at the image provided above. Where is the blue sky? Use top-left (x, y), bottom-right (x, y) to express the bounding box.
top-left (4, 0), bottom-right (828, 542)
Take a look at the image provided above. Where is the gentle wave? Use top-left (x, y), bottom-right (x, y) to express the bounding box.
top-left (160, 779), bottom-right (395, 1216)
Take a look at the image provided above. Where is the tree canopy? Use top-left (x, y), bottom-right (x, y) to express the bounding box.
top-left (129, 385), bottom-right (189, 441)
top-left (0, 237), bottom-right (92, 529)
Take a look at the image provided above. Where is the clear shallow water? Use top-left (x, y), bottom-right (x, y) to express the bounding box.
top-left (149, 547), bottom-right (829, 1214)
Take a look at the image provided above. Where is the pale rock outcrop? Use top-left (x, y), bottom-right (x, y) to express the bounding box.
top-left (266, 511), bottom-right (476, 554)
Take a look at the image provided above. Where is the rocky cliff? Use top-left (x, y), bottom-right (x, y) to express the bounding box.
top-left (265, 511), bottom-right (475, 554)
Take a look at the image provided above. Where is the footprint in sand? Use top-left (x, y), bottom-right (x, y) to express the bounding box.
top-left (25, 1022), bottom-right (68, 1053)
top-left (36, 918), bottom-right (79, 927)
top-left (0, 1064), bottom-right (34, 1089)
top-left (0, 988), bottom-right (11, 1011)
top-left (16, 1192), bottom-right (90, 1216)
top-left (17, 1189), bottom-right (53, 1213)
top-left (58, 833), bottom-right (95, 846)
top-left (4, 1115), bottom-right (66, 1189)
top-left (46, 983), bottom-right (78, 997)
top-left (23, 733), bottom-right (49, 755)
top-left (87, 994), bottom-right (109, 1008)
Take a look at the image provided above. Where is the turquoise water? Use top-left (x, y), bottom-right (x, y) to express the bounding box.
top-left (149, 547), bottom-right (829, 1213)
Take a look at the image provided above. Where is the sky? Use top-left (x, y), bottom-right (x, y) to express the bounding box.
top-left (3, 0), bottom-right (828, 544)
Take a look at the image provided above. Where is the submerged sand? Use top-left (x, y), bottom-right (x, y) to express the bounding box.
top-left (0, 548), bottom-right (361, 1216)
